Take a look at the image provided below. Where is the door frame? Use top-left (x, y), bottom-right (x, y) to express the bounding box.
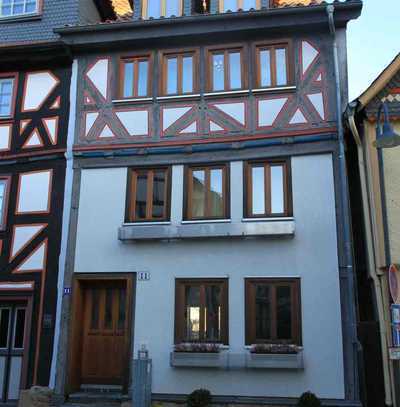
top-left (0, 294), bottom-right (33, 401)
top-left (66, 273), bottom-right (135, 395)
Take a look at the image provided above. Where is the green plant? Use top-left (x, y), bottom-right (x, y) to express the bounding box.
top-left (297, 392), bottom-right (321, 407)
top-left (187, 389), bottom-right (212, 407)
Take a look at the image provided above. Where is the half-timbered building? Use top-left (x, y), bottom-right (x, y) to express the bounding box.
top-left (52, 0), bottom-right (362, 406)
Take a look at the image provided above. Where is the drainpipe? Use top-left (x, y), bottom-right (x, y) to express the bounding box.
top-left (347, 103), bottom-right (394, 406)
top-left (326, 4), bottom-right (360, 401)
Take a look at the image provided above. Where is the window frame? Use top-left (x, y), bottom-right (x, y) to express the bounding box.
top-left (0, 0), bottom-right (40, 19)
top-left (119, 55), bottom-right (152, 100)
top-left (142, 0), bottom-right (182, 19)
top-left (160, 49), bottom-right (199, 96)
top-left (125, 166), bottom-right (171, 223)
top-left (254, 41), bottom-right (293, 89)
top-left (245, 278), bottom-right (301, 346)
top-left (218, 0), bottom-right (261, 12)
top-left (244, 159), bottom-right (292, 219)
top-left (0, 74), bottom-right (17, 119)
top-left (206, 45), bottom-right (247, 92)
top-left (184, 163), bottom-right (230, 221)
top-left (0, 175), bottom-right (11, 231)
top-left (175, 278), bottom-right (229, 345)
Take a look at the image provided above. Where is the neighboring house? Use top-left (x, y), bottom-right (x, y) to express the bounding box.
top-left (51, 0), bottom-right (363, 406)
top-left (0, 0), bottom-right (123, 402)
top-left (346, 53), bottom-right (400, 407)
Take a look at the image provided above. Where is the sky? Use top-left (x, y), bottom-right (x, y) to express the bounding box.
top-left (347, 0), bottom-right (399, 100)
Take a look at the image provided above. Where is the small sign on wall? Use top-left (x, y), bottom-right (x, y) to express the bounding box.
top-left (389, 347), bottom-right (400, 360)
top-left (138, 271), bottom-right (150, 281)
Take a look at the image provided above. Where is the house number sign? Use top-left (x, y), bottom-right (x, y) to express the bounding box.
top-left (138, 271), bottom-right (150, 281)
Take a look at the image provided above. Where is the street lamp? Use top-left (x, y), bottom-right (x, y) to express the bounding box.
top-left (373, 102), bottom-right (400, 148)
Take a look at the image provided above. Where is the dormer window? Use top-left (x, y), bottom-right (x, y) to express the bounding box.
top-left (0, 0), bottom-right (38, 17)
top-left (142, 0), bottom-right (182, 19)
top-left (219, 0), bottom-right (260, 12)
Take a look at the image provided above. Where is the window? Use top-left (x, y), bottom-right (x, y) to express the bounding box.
top-left (219, 0), bottom-right (260, 12)
top-left (161, 51), bottom-right (197, 95)
top-left (126, 167), bottom-right (170, 222)
top-left (185, 164), bottom-right (229, 220)
top-left (0, 177), bottom-right (9, 230)
top-left (0, 77), bottom-right (14, 117)
top-left (0, 0), bottom-right (38, 17)
top-left (175, 279), bottom-right (228, 344)
top-left (245, 160), bottom-right (291, 218)
top-left (245, 278), bottom-right (301, 345)
top-left (208, 48), bottom-right (245, 91)
top-left (256, 44), bottom-right (291, 88)
top-left (143, 0), bottom-right (181, 18)
top-left (120, 57), bottom-right (150, 99)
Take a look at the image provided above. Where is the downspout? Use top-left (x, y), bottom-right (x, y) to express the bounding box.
top-left (347, 103), bottom-right (394, 406)
top-left (326, 4), bottom-right (360, 401)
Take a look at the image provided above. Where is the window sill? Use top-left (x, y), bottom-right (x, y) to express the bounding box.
top-left (0, 12), bottom-right (41, 23)
top-left (242, 217), bottom-right (294, 222)
top-left (245, 350), bottom-right (304, 369)
top-left (157, 94), bottom-right (201, 102)
top-left (181, 219), bottom-right (231, 224)
top-left (204, 89), bottom-right (250, 98)
top-left (122, 221), bottom-right (171, 226)
top-left (112, 97), bottom-right (153, 105)
top-left (252, 86), bottom-right (296, 95)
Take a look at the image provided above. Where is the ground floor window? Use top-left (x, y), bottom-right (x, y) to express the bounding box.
top-left (245, 278), bottom-right (301, 345)
top-left (175, 279), bottom-right (228, 344)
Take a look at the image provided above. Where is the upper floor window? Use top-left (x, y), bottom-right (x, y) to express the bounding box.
top-left (143, 0), bottom-right (181, 19)
top-left (161, 51), bottom-right (198, 96)
top-left (126, 167), bottom-right (170, 222)
top-left (219, 0), bottom-right (260, 12)
top-left (0, 77), bottom-right (14, 117)
top-left (0, 0), bottom-right (37, 17)
top-left (245, 278), bottom-right (301, 345)
top-left (0, 177), bottom-right (10, 231)
top-left (120, 56), bottom-right (150, 99)
top-left (256, 43), bottom-right (291, 88)
top-left (245, 160), bottom-right (291, 218)
top-left (185, 164), bottom-right (229, 220)
top-left (208, 48), bottom-right (245, 92)
top-left (175, 278), bottom-right (228, 344)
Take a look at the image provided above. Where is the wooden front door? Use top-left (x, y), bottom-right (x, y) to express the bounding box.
top-left (80, 281), bottom-right (129, 385)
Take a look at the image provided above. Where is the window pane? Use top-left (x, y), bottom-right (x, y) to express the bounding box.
top-left (137, 60), bottom-right (148, 97)
top-left (255, 285), bottom-right (271, 340)
top-left (152, 170), bottom-right (166, 218)
top-left (212, 53), bottom-right (224, 91)
top-left (91, 289), bottom-right (100, 329)
top-left (192, 170), bottom-right (206, 217)
top-left (251, 166), bottom-right (265, 215)
top-left (182, 56), bottom-right (193, 94)
top-left (0, 79), bottom-right (13, 116)
top-left (104, 289), bottom-right (113, 329)
top-left (147, 0), bottom-right (161, 18)
top-left (135, 173), bottom-right (148, 219)
top-left (25, 1), bottom-right (37, 12)
top-left (229, 52), bottom-right (241, 89)
top-left (223, 0), bottom-right (236, 11)
top-left (242, 0), bottom-right (256, 9)
top-left (118, 288), bottom-right (126, 330)
top-left (166, 0), bottom-right (180, 16)
top-left (260, 50), bottom-right (271, 87)
top-left (123, 62), bottom-right (134, 98)
top-left (205, 285), bottom-right (222, 341)
top-left (277, 286), bottom-right (292, 340)
top-left (0, 181), bottom-right (6, 218)
top-left (276, 48), bottom-right (287, 86)
top-left (13, 308), bottom-right (26, 349)
top-left (185, 285), bottom-right (201, 341)
top-left (167, 57), bottom-right (178, 95)
top-left (13, 0), bottom-right (24, 14)
top-left (271, 165), bottom-right (284, 214)
top-left (0, 308), bottom-right (10, 348)
top-left (209, 169), bottom-right (224, 217)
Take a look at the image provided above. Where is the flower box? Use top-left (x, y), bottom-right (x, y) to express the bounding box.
top-left (246, 350), bottom-right (304, 369)
top-left (170, 345), bottom-right (228, 368)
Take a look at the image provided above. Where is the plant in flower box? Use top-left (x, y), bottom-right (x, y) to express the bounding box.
top-left (250, 343), bottom-right (300, 354)
top-left (174, 343), bottom-right (221, 353)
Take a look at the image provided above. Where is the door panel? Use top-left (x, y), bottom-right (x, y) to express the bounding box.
top-left (81, 283), bottom-right (129, 385)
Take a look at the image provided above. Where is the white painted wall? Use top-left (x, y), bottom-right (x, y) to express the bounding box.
top-left (74, 153), bottom-right (344, 399)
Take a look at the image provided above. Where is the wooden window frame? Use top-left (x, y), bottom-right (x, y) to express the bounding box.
top-left (245, 278), bottom-right (301, 346)
top-left (0, 176), bottom-right (11, 231)
top-left (0, 74), bottom-right (17, 119)
top-left (218, 0), bottom-right (261, 12)
top-left (160, 49), bottom-right (199, 96)
top-left (142, 0), bottom-right (183, 18)
top-left (125, 167), bottom-right (171, 223)
top-left (184, 163), bottom-right (230, 221)
top-left (244, 159), bottom-right (292, 218)
top-left (119, 55), bottom-right (152, 99)
top-left (254, 41), bottom-right (293, 89)
top-left (175, 278), bottom-right (229, 345)
top-left (206, 46), bottom-right (247, 92)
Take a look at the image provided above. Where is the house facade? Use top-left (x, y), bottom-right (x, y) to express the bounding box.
top-left (346, 53), bottom-right (400, 407)
top-left (0, 0), bottom-right (118, 402)
top-left (51, 0), bottom-right (363, 406)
